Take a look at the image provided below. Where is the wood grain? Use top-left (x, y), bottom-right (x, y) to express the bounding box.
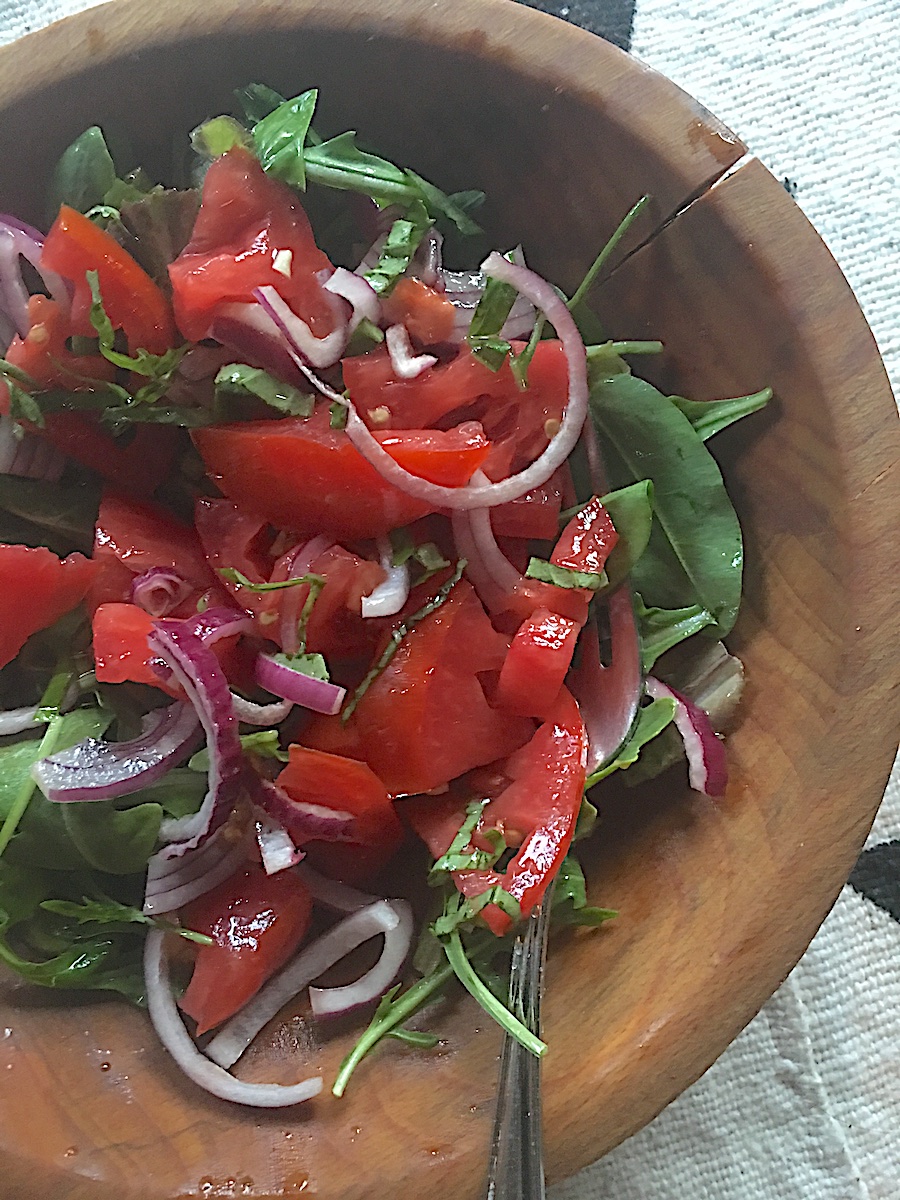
top-left (0, 2), bottom-right (895, 1198)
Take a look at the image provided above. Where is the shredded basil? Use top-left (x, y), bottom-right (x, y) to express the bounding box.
top-left (525, 557), bottom-right (607, 591)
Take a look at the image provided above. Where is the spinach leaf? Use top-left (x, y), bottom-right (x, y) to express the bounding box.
top-left (670, 387), bottom-right (772, 442)
top-left (552, 856), bottom-right (617, 927)
top-left (48, 126), bottom-right (117, 217)
top-left (590, 372), bottom-right (744, 635)
top-left (61, 801), bottom-right (163, 876)
top-left (190, 116), bottom-right (251, 160)
top-left (0, 476), bottom-right (100, 555)
top-left (526, 558), bottom-right (606, 590)
top-left (634, 593), bottom-right (716, 671)
top-left (585, 697), bottom-right (676, 788)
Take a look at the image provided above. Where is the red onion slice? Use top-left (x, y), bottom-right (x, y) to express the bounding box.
top-left (130, 567), bottom-right (193, 618)
top-left (450, 509), bottom-right (509, 615)
top-left (0, 217), bottom-right (69, 338)
top-left (645, 676), bottom-right (728, 797)
top-left (0, 704), bottom-right (46, 736)
top-left (338, 253), bottom-right (588, 509)
top-left (144, 930), bottom-right (323, 1107)
top-left (255, 811), bottom-right (303, 875)
top-left (385, 324), bottom-right (437, 379)
top-left (254, 285), bottom-right (348, 370)
top-left (144, 826), bottom-right (250, 915)
top-left (33, 702), bottom-right (201, 804)
top-left (441, 265), bottom-right (536, 341)
top-left (204, 899), bottom-right (404, 1069)
top-left (210, 301), bottom-right (307, 386)
top-left (230, 693), bottom-right (293, 726)
top-left (324, 267), bottom-right (380, 333)
top-left (309, 899), bottom-right (413, 1018)
top-left (361, 536), bottom-right (409, 619)
top-left (0, 414), bottom-right (67, 481)
top-left (148, 621), bottom-right (247, 854)
top-left (466, 471), bottom-right (523, 595)
top-left (254, 653), bottom-right (346, 716)
top-left (251, 777), bottom-right (356, 844)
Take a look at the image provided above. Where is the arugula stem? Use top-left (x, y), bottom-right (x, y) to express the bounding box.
top-left (0, 714), bottom-right (62, 858)
top-left (587, 340), bottom-right (663, 359)
top-left (332, 960), bottom-right (455, 1097)
top-left (444, 931), bottom-right (547, 1058)
top-left (567, 195), bottom-right (650, 313)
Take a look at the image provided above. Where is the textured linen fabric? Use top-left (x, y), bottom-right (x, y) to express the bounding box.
top-left (0, 2), bottom-right (897, 1198)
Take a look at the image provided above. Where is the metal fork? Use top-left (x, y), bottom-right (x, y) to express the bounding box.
top-left (483, 585), bottom-right (641, 1200)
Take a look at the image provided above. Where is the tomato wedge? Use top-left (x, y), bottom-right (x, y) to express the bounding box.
top-left (495, 607), bottom-right (580, 718)
top-left (193, 409), bottom-right (491, 540)
top-left (169, 146), bottom-right (336, 343)
top-left (179, 865), bottom-right (313, 1035)
top-left (552, 495), bottom-right (618, 575)
top-left (404, 687), bottom-right (588, 935)
top-left (91, 602), bottom-right (179, 695)
top-left (0, 544), bottom-right (95, 668)
top-left (306, 580), bottom-right (534, 795)
top-left (2, 294), bottom-right (115, 392)
top-left (42, 205), bottom-right (175, 353)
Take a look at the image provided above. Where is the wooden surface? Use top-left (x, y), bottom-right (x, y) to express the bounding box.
top-left (0, 1), bottom-right (896, 1197)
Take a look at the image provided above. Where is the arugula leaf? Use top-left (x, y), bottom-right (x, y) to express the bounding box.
top-left (552, 857), bottom-right (617, 927)
top-left (40, 896), bottom-right (211, 944)
top-left (341, 561), bottom-right (465, 721)
top-left (670, 387), bottom-right (772, 441)
top-left (387, 1027), bottom-right (441, 1049)
top-left (525, 557), bottom-right (606, 591)
top-left (190, 730), bottom-right (288, 774)
top-left (48, 126), bottom-right (117, 217)
top-left (253, 89), bottom-right (318, 188)
top-left (442, 929), bottom-right (544, 1056)
top-left (235, 83), bottom-right (288, 125)
top-left (430, 884), bottom-right (520, 939)
top-left (364, 201), bottom-right (431, 296)
top-left (590, 372), bottom-right (744, 635)
top-left (585, 696), bottom-right (676, 788)
top-left (573, 796), bottom-right (598, 842)
top-left (190, 115), bottom-right (252, 160)
top-left (567, 195), bottom-right (650, 323)
top-left (634, 593), bottom-right (716, 671)
top-left (214, 363), bottom-right (314, 417)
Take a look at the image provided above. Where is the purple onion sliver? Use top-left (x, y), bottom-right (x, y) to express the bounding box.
top-left (323, 267), bottom-right (380, 334)
top-left (645, 676), bottom-right (728, 798)
top-left (0, 704), bottom-right (45, 736)
top-left (204, 900), bottom-right (402, 1070)
top-left (255, 811), bottom-right (303, 875)
top-left (254, 653), bottom-right (346, 715)
top-left (295, 864), bottom-right (377, 913)
top-left (254, 285), bottom-right (348, 370)
top-left (309, 899), bottom-right (413, 1018)
top-left (385, 324), bottom-right (436, 380)
top-left (144, 829), bottom-right (249, 916)
top-left (130, 566), bottom-right (193, 618)
top-left (33, 702), bottom-right (201, 804)
top-left (231, 692), bottom-right (293, 726)
top-left (251, 776), bottom-right (356, 844)
top-left (0, 229), bottom-right (31, 338)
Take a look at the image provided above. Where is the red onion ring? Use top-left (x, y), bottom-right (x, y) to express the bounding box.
top-left (130, 567), bottom-right (193, 619)
top-left (385, 324), bottom-right (437, 379)
top-left (254, 285), bottom-right (348, 370)
top-left (254, 653), bottom-right (346, 716)
top-left (0, 704), bottom-right (46, 736)
top-left (144, 930), bottom-right (323, 1107)
top-left (33, 702), bottom-right (201, 804)
top-left (255, 811), bottom-right (303, 875)
top-left (251, 776), bottom-right (356, 844)
top-left (230, 693), bottom-right (293, 726)
top-left (324, 267), bottom-right (380, 333)
top-left (360, 536), bottom-right (409, 619)
top-left (144, 825), bottom-right (250, 915)
top-left (337, 252), bottom-right (588, 509)
top-left (204, 899), bottom-right (405, 1070)
top-left (148, 621), bottom-right (247, 855)
top-left (296, 864), bottom-right (377, 913)
top-left (309, 899), bottom-right (413, 1018)
top-left (645, 676), bottom-right (728, 797)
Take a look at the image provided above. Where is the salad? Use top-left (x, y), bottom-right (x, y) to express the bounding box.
top-left (0, 83), bottom-right (769, 1108)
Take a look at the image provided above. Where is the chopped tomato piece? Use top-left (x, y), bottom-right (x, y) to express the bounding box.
top-left (490, 470), bottom-right (565, 541)
top-left (2, 294), bottom-right (115, 392)
top-left (404, 688), bottom-right (588, 935)
top-left (0, 544), bottom-right (95, 669)
top-left (480, 340), bottom-right (568, 480)
top-left (552, 495), bottom-right (618, 576)
top-left (342, 343), bottom-right (512, 430)
top-left (33, 415), bottom-right (177, 499)
top-left (42, 205), bottom-right (175, 353)
top-left (380, 278), bottom-right (457, 345)
top-left (192, 409), bottom-right (491, 540)
top-left (297, 545), bottom-right (385, 659)
top-left (305, 580), bottom-right (534, 795)
top-left (194, 498), bottom-right (274, 619)
top-left (95, 493), bottom-right (215, 592)
top-left (495, 608), bottom-right (580, 718)
top-left (91, 602), bottom-right (179, 695)
top-left (179, 865), bottom-right (313, 1034)
top-left (169, 147), bottom-right (336, 343)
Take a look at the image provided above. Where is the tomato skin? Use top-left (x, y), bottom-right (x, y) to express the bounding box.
top-left (342, 343), bottom-right (512, 431)
top-left (91, 602), bottom-right (179, 695)
top-left (380, 279), bottom-right (457, 345)
top-left (495, 608), bottom-right (580, 719)
top-left (179, 865), bottom-right (313, 1035)
top-left (276, 745), bottom-right (404, 884)
top-left (169, 147), bottom-right (336, 343)
top-left (305, 580), bottom-right (534, 795)
top-left (552, 496), bottom-right (618, 575)
top-left (194, 498), bottom-right (274, 619)
top-left (95, 494), bottom-right (215, 593)
top-left (490, 470), bottom-right (565, 541)
top-left (404, 688), bottom-right (587, 935)
top-left (42, 206), bottom-right (175, 353)
top-left (192, 409), bottom-right (491, 540)
top-left (2, 294), bottom-right (115, 392)
top-left (0, 544), bottom-right (95, 669)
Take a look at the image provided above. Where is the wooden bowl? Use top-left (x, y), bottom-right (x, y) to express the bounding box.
top-left (0, 1), bottom-right (897, 1197)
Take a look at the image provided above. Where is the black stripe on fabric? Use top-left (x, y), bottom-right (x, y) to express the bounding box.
top-left (849, 841), bottom-right (900, 923)
top-left (515, 0), bottom-right (637, 50)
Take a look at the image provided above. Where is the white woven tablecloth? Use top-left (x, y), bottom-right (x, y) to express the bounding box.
top-left (1, 2), bottom-right (897, 1197)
